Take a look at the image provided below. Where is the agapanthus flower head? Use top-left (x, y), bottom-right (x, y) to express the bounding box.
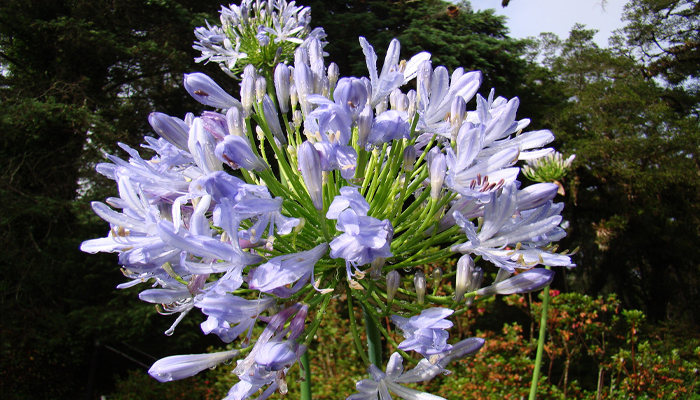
top-left (522, 150), bottom-right (576, 190)
top-left (194, 0), bottom-right (326, 77)
top-left (84, 14), bottom-right (577, 399)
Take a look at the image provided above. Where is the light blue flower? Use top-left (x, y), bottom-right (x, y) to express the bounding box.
top-left (347, 338), bottom-right (485, 400)
top-left (476, 268), bottom-right (555, 296)
top-left (184, 72), bottom-right (242, 109)
top-left (149, 349), bottom-right (240, 383)
top-left (391, 308), bottom-right (454, 357)
top-left (451, 183), bottom-right (574, 272)
top-left (247, 243), bottom-right (328, 296)
top-left (327, 187), bottom-right (393, 274)
top-left (196, 294), bottom-right (275, 343)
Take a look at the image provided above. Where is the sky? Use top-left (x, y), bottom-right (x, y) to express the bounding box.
top-left (467, 0), bottom-right (630, 46)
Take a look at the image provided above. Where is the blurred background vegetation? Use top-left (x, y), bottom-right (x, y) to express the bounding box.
top-left (1, 0), bottom-right (698, 398)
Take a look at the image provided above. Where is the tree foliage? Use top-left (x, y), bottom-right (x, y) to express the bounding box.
top-left (0, 0), bottom-right (227, 397)
top-left (526, 19), bottom-right (700, 323)
top-left (301, 0), bottom-right (529, 99)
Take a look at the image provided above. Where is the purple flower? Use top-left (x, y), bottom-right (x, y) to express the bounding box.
top-left (184, 72), bottom-right (242, 109)
top-left (149, 349), bottom-right (240, 382)
top-left (228, 304), bottom-right (309, 399)
top-left (215, 134), bottom-right (267, 171)
top-left (327, 187), bottom-right (393, 273)
top-left (368, 110), bottom-right (410, 147)
top-left (196, 294), bottom-right (275, 343)
top-left (347, 337), bottom-right (484, 400)
top-left (391, 308), bottom-right (454, 357)
top-left (298, 141), bottom-right (324, 210)
top-left (247, 243), bottom-right (328, 296)
top-left (451, 183), bottom-right (574, 272)
top-left (476, 268), bottom-right (555, 296)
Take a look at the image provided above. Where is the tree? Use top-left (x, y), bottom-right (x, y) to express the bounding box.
top-left (526, 24), bottom-right (700, 324)
top-left (301, 0), bottom-right (530, 99)
top-left (616, 0), bottom-right (700, 115)
top-left (0, 0), bottom-right (227, 397)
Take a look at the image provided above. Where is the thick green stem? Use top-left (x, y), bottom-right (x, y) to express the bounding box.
top-left (528, 266), bottom-right (551, 400)
top-left (361, 301), bottom-right (383, 366)
top-left (348, 293), bottom-right (371, 366)
top-left (300, 352), bottom-right (311, 400)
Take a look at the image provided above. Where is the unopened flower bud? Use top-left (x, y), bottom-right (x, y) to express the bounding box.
top-left (294, 46), bottom-right (308, 66)
top-left (493, 268), bottom-right (512, 285)
top-left (148, 112), bottom-right (189, 151)
top-left (241, 65), bottom-right (256, 116)
top-left (403, 145), bottom-right (416, 173)
top-left (184, 73), bottom-right (241, 110)
top-left (274, 63), bottom-right (291, 113)
top-left (386, 270), bottom-right (400, 302)
top-left (292, 110), bottom-right (303, 129)
top-left (273, 46), bottom-right (284, 65)
top-left (256, 31), bottom-right (270, 46)
top-left (298, 141), bottom-right (323, 210)
top-left (290, 84), bottom-right (298, 110)
top-left (255, 76), bottom-right (267, 103)
top-left (429, 153), bottom-right (446, 199)
top-left (431, 267), bottom-right (443, 287)
top-left (149, 349), bottom-right (240, 383)
top-left (294, 63), bottom-right (313, 116)
top-left (454, 255), bottom-right (473, 302)
top-left (465, 267), bottom-right (484, 306)
top-left (226, 107), bottom-right (245, 137)
top-left (476, 269), bottom-right (554, 296)
top-left (328, 62), bottom-right (339, 92)
top-left (389, 89), bottom-right (402, 111)
top-left (407, 89), bottom-right (417, 117)
top-left (357, 104), bottom-right (373, 150)
top-left (262, 95), bottom-right (285, 144)
top-left (370, 257), bottom-right (385, 280)
top-left (414, 270), bottom-right (426, 304)
top-left (215, 135), bottom-right (266, 171)
top-left (469, 266), bottom-right (484, 291)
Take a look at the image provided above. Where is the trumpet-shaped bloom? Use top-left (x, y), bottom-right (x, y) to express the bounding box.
top-left (247, 243), bottom-right (328, 296)
top-left (327, 187), bottom-right (393, 271)
top-left (451, 183), bottom-right (574, 272)
top-left (196, 294), bottom-right (275, 343)
top-left (391, 308), bottom-right (454, 357)
top-left (347, 338), bottom-right (485, 400)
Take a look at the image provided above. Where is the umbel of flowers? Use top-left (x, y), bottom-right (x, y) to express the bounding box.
top-left (81, 1), bottom-right (575, 399)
